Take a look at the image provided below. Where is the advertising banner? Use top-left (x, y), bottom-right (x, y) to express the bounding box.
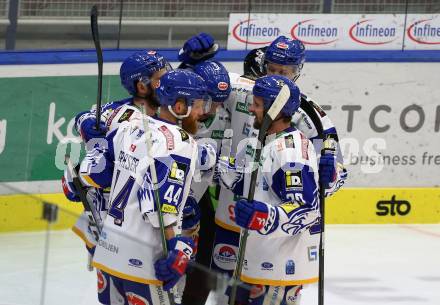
top-left (227, 14), bottom-right (440, 50)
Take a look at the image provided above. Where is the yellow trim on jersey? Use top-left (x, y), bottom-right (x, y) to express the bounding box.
top-left (71, 225), bottom-right (95, 249)
top-left (82, 175), bottom-right (101, 188)
top-left (240, 274), bottom-right (319, 286)
top-left (215, 218), bottom-right (241, 233)
top-left (92, 262), bottom-right (162, 285)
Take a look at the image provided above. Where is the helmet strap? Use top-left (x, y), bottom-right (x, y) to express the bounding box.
top-left (168, 105), bottom-right (192, 120)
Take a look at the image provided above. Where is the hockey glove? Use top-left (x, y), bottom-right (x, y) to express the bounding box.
top-left (235, 199), bottom-right (269, 231)
top-left (61, 168), bottom-right (80, 202)
top-left (178, 32), bottom-right (218, 65)
top-left (154, 237), bottom-right (194, 291)
top-left (182, 196), bottom-right (201, 231)
top-left (76, 112), bottom-right (107, 142)
top-left (319, 153), bottom-right (337, 189)
top-left (215, 156), bottom-right (245, 194)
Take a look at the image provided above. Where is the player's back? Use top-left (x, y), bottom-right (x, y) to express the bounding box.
top-left (92, 115), bottom-right (198, 284)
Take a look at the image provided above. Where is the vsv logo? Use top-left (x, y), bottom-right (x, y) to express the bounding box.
top-left (349, 19), bottom-right (398, 45)
top-left (407, 18), bottom-right (440, 45)
top-left (290, 19), bottom-right (338, 45)
top-left (232, 19), bottom-right (281, 45)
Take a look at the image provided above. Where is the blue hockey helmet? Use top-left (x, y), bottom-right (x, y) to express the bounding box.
top-left (156, 69), bottom-right (209, 118)
top-left (252, 75), bottom-right (300, 117)
top-left (193, 60), bottom-right (231, 103)
top-left (264, 36), bottom-right (305, 81)
top-left (120, 50), bottom-right (170, 95)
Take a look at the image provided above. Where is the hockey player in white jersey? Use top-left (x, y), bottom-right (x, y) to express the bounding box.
top-left (219, 75), bottom-right (320, 305)
top-left (63, 50), bottom-right (171, 255)
top-left (79, 69), bottom-right (209, 305)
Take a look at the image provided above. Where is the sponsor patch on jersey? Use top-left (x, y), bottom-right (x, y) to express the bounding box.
top-left (261, 176), bottom-right (269, 191)
top-left (97, 270), bottom-right (107, 293)
top-left (261, 262), bottom-right (274, 271)
top-left (118, 151), bottom-right (140, 173)
top-left (218, 81), bottom-right (229, 91)
top-left (211, 130), bottom-right (224, 139)
top-left (161, 203), bottom-right (178, 214)
top-left (285, 260), bottom-right (295, 275)
top-left (285, 170), bottom-right (303, 191)
top-left (245, 145), bottom-right (255, 157)
top-left (158, 125), bottom-right (175, 150)
top-left (212, 244), bottom-right (238, 271)
top-left (308, 246), bottom-right (318, 261)
top-left (167, 161), bottom-right (188, 185)
top-left (126, 292), bottom-right (150, 305)
top-left (242, 122), bottom-right (252, 136)
top-left (136, 129), bottom-right (145, 139)
top-left (106, 107), bottom-right (121, 129)
top-left (118, 109), bottom-right (135, 123)
top-left (178, 128), bottom-right (189, 142)
top-left (300, 133), bottom-right (309, 160)
top-left (249, 285), bottom-right (266, 299)
top-left (128, 258), bottom-right (143, 268)
top-left (236, 101), bottom-right (249, 114)
top-left (284, 134), bottom-right (295, 149)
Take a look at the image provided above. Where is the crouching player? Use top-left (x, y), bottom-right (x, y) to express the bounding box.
top-left (219, 76), bottom-right (320, 304)
top-left (79, 69), bottom-right (209, 305)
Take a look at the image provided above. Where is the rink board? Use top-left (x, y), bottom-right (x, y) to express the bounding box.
top-left (0, 188), bottom-right (439, 233)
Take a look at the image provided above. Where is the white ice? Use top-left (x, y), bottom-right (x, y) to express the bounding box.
top-left (1, 224), bottom-right (439, 305)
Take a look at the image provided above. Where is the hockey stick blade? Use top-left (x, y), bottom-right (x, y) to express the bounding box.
top-left (90, 5), bottom-right (103, 130)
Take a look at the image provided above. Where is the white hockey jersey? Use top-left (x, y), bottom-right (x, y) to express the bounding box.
top-left (215, 73), bottom-right (256, 232)
top-left (72, 104), bottom-right (141, 249)
top-left (80, 114), bottom-right (198, 284)
top-left (235, 127), bottom-right (320, 285)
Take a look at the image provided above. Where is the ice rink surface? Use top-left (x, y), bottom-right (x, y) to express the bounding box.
top-left (1, 224), bottom-right (439, 305)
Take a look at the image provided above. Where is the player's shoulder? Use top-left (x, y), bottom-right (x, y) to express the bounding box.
top-left (269, 127), bottom-right (315, 160)
top-left (151, 117), bottom-right (197, 152)
top-left (106, 103), bottom-right (140, 132)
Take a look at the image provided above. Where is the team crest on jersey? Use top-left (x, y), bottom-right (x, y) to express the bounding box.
top-left (158, 125), bottom-right (175, 150)
top-left (285, 170), bottom-right (303, 191)
top-left (118, 109), bottom-right (135, 123)
top-left (167, 161), bottom-right (188, 185)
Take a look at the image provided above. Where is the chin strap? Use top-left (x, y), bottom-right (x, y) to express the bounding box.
top-left (168, 105), bottom-right (192, 120)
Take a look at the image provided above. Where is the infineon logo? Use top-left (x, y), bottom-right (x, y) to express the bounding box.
top-left (232, 19), bottom-right (281, 45)
top-left (349, 19), bottom-right (397, 45)
top-left (407, 19), bottom-right (440, 45)
top-left (290, 19), bottom-right (338, 45)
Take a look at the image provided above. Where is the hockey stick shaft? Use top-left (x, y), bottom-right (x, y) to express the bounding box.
top-left (140, 108), bottom-right (175, 305)
top-left (91, 5), bottom-right (103, 130)
top-left (229, 85), bottom-right (290, 305)
top-left (65, 156), bottom-right (102, 239)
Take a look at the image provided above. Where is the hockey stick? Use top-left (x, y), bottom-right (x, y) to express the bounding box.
top-left (90, 5), bottom-right (103, 129)
top-left (229, 85), bottom-right (290, 305)
top-left (139, 108), bottom-right (175, 305)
